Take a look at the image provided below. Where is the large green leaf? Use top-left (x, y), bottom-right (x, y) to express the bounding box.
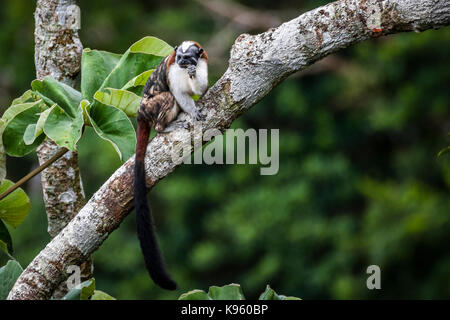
top-left (81, 49), bottom-right (122, 101)
top-left (130, 36), bottom-right (174, 55)
top-left (0, 220), bottom-right (13, 255)
top-left (0, 260), bottom-right (23, 300)
top-left (0, 179), bottom-right (30, 228)
top-left (2, 101), bottom-right (47, 156)
top-left (99, 36), bottom-right (172, 92)
top-left (122, 69), bottom-right (154, 90)
top-left (94, 88), bottom-right (141, 117)
top-left (84, 101), bottom-right (136, 161)
top-left (43, 104), bottom-right (84, 151)
top-left (31, 77), bottom-right (82, 118)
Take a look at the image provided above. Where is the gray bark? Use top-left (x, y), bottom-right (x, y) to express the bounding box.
top-left (34, 0), bottom-right (91, 299)
top-left (8, 0), bottom-right (450, 299)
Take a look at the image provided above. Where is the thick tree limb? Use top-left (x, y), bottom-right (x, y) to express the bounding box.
top-left (8, 0), bottom-right (450, 299)
top-left (34, 0), bottom-right (91, 298)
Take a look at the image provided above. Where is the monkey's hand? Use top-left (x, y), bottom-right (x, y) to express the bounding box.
top-left (187, 65), bottom-right (196, 79)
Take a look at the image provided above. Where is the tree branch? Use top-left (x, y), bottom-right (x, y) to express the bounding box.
top-left (8, 0), bottom-right (450, 299)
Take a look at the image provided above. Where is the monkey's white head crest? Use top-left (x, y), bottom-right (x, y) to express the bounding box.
top-left (174, 41), bottom-right (205, 69)
top-left (180, 41), bottom-right (195, 53)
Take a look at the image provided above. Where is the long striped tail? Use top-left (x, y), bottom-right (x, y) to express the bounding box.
top-left (134, 115), bottom-right (177, 290)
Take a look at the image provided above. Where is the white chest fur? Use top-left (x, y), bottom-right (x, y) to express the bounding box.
top-left (168, 59), bottom-right (208, 97)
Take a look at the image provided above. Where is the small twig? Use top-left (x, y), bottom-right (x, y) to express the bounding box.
top-left (0, 147), bottom-right (68, 201)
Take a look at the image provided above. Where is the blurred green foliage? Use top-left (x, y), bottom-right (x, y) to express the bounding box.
top-left (0, 0), bottom-right (449, 299)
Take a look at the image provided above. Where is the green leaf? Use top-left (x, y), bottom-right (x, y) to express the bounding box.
top-left (130, 36), bottom-right (174, 56)
top-left (11, 90), bottom-right (38, 106)
top-left (258, 285), bottom-right (277, 300)
top-left (23, 107), bottom-right (53, 146)
top-left (2, 97), bottom-right (43, 160)
top-left (178, 289), bottom-right (212, 300)
top-left (90, 290), bottom-right (116, 300)
top-left (2, 101), bottom-right (47, 156)
top-left (23, 124), bottom-right (37, 146)
top-left (0, 260), bottom-right (23, 300)
top-left (94, 88), bottom-right (141, 117)
top-left (258, 285), bottom-right (301, 300)
top-left (84, 101), bottom-right (136, 161)
top-left (31, 77), bottom-right (82, 118)
top-left (0, 220), bottom-right (13, 255)
top-left (208, 284), bottom-right (246, 300)
top-left (79, 36), bottom-right (171, 160)
top-left (179, 284), bottom-right (246, 300)
top-left (62, 278), bottom-right (95, 300)
top-left (0, 179), bottom-right (30, 228)
top-left (43, 104), bottom-right (84, 151)
top-left (99, 36), bottom-right (172, 92)
top-left (1, 100), bottom-right (42, 126)
top-left (81, 49), bottom-right (122, 101)
top-left (80, 278), bottom-right (96, 300)
top-left (122, 69), bottom-right (154, 90)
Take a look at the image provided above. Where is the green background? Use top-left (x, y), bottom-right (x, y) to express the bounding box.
top-left (0, 0), bottom-right (449, 299)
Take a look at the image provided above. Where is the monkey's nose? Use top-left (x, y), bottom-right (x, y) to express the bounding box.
top-left (179, 57), bottom-right (197, 67)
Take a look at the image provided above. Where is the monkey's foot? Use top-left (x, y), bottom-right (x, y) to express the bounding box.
top-left (191, 110), bottom-right (206, 122)
top-left (161, 121), bottom-right (190, 133)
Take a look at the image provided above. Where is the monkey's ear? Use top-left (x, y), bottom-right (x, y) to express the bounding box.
top-left (174, 46), bottom-right (178, 52)
top-left (198, 48), bottom-right (204, 55)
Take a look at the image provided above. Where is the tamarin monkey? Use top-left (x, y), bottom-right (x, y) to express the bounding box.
top-left (0, 41), bottom-right (208, 290)
top-left (134, 41), bottom-right (208, 290)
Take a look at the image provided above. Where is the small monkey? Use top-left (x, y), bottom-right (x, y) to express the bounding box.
top-left (134, 41), bottom-right (208, 290)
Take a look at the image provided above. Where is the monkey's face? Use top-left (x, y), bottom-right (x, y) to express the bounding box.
top-left (174, 41), bottom-right (204, 69)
